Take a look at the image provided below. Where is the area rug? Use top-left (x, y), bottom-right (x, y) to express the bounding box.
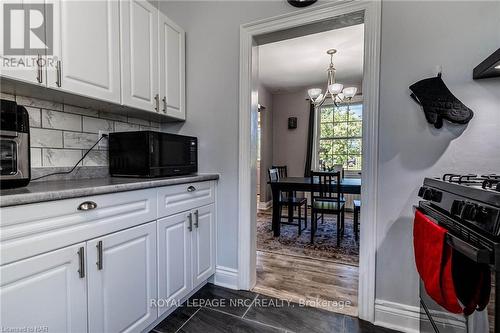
top-left (256, 208), bottom-right (359, 266)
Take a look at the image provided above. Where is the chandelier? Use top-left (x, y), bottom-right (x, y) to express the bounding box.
top-left (307, 49), bottom-right (358, 107)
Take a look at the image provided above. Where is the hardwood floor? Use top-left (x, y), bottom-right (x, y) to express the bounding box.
top-left (253, 251), bottom-right (359, 317)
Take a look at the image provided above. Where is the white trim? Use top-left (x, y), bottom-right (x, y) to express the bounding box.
top-left (257, 200), bottom-right (273, 210)
top-left (213, 265), bottom-right (239, 290)
top-left (238, 0), bottom-right (381, 323)
top-left (374, 299), bottom-right (466, 333)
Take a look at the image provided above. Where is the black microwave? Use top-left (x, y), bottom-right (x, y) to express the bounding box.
top-left (109, 131), bottom-right (197, 177)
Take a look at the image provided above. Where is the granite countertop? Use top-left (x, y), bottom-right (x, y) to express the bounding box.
top-left (0, 174), bottom-right (219, 207)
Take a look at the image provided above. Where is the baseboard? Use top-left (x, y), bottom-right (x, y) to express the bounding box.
top-left (374, 299), bottom-right (465, 333)
top-left (213, 265), bottom-right (239, 289)
top-left (257, 200), bottom-right (272, 210)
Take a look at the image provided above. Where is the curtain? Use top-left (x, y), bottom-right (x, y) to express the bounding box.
top-left (304, 101), bottom-right (316, 177)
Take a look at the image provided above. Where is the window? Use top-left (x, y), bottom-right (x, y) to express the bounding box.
top-left (318, 103), bottom-right (362, 171)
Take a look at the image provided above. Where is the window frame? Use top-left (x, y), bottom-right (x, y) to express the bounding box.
top-left (317, 102), bottom-right (363, 171)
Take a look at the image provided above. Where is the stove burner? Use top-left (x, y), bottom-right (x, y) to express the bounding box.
top-left (483, 179), bottom-right (500, 192)
top-left (442, 174), bottom-right (500, 191)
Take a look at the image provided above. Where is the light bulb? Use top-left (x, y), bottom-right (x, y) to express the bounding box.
top-left (308, 88), bottom-right (322, 100)
top-left (328, 83), bottom-right (343, 95)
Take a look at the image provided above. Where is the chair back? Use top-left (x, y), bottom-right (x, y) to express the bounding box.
top-left (310, 170), bottom-right (342, 204)
top-left (272, 165), bottom-right (288, 179)
top-left (268, 168), bottom-right (280, 182)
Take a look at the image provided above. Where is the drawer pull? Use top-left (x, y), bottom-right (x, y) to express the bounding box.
top-left (187, 186), bottom-right (196, 192)
top-left (188, 212), bottom-right (193, 232)
top-left (96, 241), bottom-right (103, 270)
top-left (77, 247), bottom-right (85, 278)
top-left (78, 201), bottom-right (97, 211)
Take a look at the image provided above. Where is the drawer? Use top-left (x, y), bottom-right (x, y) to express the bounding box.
top-left (157, 181), bottom-right (215, 218)
top-left (1, 188), bottom-right (157, 265)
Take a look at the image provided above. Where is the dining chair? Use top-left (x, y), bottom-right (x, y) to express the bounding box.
top-left (310, 170), bottom-right (345, 245)
top-left (272, 164), bottom-right (297, 202)
top-left (268, 168), bottom-right (307, 235)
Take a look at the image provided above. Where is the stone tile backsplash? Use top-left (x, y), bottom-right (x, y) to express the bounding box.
top-left (2, 93), bottom-right (162, 168)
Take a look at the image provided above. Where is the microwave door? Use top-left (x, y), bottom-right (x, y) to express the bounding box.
top-left (158, 137), bottom-right (191, 168)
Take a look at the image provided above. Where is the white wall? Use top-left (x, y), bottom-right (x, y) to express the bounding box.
top-left (159, 0), bottom-right (500, 316)
top-left (158, 0), bottom-right (299, 270)
top-left (272, 88), bottom-right (310, 177)
top-left (376, 0), bottom-right (500, 308)
top-left (258, 84), bottom-right (274, 203)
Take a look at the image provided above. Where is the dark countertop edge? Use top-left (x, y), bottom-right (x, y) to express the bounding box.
top-left (0, 174), bottom-right (220, 208)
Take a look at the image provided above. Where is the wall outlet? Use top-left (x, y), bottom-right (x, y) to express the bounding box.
top-left (98, 130), bottom-right (109, 149)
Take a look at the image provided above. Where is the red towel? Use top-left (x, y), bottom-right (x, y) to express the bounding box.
top-left (413, 210), bottom-right (463, 313)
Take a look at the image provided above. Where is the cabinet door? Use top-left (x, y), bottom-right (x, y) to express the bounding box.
top-left (120, 0), bottom-right (159, 112)
top-left (0, 243), bottom-right (87, 333)
top-left (87, 222), bottom-right (157, 333)
top-left (192, 204), bottom-right (216, 287)
top-left (157, 211), bottom-right (192, 317)
top-left (48, 0), bottom-right (121, 103)
top-left (159, 13), bottom-right (185, 120)
top-left (0, 0), bottom-right (46, 85)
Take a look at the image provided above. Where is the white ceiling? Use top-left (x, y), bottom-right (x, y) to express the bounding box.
top-left (258, 24), bottom-right (364, 94)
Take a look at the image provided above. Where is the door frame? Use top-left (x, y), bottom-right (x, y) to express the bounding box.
top-left (237, 1), bottom-right (381, 322)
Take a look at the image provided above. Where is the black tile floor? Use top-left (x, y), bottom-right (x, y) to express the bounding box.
top-left (151, 284), bottom-right (401, 333)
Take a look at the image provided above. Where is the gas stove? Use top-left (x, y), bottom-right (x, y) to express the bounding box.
top-left (418, 174), bottom-right (500, 333)
top-left (419, 174), bottom-right (500, 239)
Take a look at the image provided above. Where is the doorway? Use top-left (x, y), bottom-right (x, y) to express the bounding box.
top-left (238, 1), bottom-right (381, 323)
top-left (254, 22), bottom-right (364, 316)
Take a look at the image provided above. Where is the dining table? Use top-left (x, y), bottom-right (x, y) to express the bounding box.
top-left (268, 177), bottom-right (362, 237)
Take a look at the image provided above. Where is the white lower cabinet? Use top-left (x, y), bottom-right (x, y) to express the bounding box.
top-left (158, 204), bottom-right (216, 316)
top-left (0, 182), bottom-right (216, 333)
top-left (157, 211), bottom-right (192, 317)
top-left (0, 243), bottom-right (88, 333)
top-left (192, 204), bottom-right (216, 286)
top-left (87, 222), bottom-right (157, 333)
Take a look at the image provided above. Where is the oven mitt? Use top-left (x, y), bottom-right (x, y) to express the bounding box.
top-left (409, 74), bottom-right (474, 129)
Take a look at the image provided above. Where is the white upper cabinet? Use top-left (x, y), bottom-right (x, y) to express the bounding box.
top-left (159, 13), bottom-right (186, 120)
top-left (48, 0), bottom-right (121, 103)
top-left (0, 0), bottom-right (46, 85)
top-left (0, 243), bottom-right (88, 333)
top-left (120, 0), bottom-right (159, 112)
top-left (87, 222), bottom-right (157, 333)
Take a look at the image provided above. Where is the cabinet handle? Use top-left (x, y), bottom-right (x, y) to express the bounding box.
top-left (162, 96), bottom-right (167, 113)
top-left (187, 186), bottom-right (196, 192)
top-left (56, 60), bottom-right (62, 87)
top-left (194, 210), bottom-right (199, 228)
top-left (77, 247), bottom-right (85, 278)
top-left (96, 241), bottom-right (103, 270)
top-left (78, 201), bottom-right (97, 211)
top-left (154, 94), bottom-right (160, 112)
top-left (188, 212), bottom-right (193, 232)
top-left (36, 54), bottom-right (43, 83)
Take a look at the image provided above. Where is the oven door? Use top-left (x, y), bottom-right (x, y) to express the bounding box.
top-left (417, 203), bottom-right (496, 333)
top-left (420, 274), bottom-right (495, 333)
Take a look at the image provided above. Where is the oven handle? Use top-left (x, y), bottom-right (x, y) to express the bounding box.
top-left (415, 204), bottom-right (492, 265)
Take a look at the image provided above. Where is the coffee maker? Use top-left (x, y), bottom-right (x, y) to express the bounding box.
top-left (0, 99), bottom-right (30, 188)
